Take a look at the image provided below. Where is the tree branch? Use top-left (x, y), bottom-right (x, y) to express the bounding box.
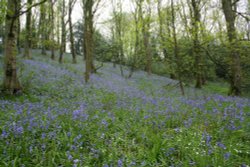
top-left (234, 11), bottom-right (250, 21)
top-left (15, 0), bottom-right (48, 18)
top-left (232, 0), bottom-right (240, 6)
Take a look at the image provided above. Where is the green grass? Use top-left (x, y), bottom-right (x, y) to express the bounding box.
top-left (203, 81), bottom-right (229, 95)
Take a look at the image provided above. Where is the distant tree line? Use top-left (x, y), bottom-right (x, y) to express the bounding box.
top-left (0, 0), bottom-right (250, 96)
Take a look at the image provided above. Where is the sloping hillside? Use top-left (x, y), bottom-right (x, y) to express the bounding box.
top-left (0, 53), bottom-right (250, 166)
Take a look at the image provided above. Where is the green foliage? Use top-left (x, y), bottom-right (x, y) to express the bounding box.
top-left (0, 0), bottom-right (7, 24)
top-left (202, 82), bottom-right (229, 95)
top-left (151, 61), bottom-right (169, 76)
top-left (239, 41), bottom-right (250, 95)
top-left (94, 31), bottom-right (113, 62)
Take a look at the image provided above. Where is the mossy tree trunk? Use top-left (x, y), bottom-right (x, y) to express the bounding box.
top-left (222, 0), bottom-right (241, 96)
top-left (17, 1), bottom-right (21, 54)
top-left (2, 1), bottom-right (22, 94)
top-left (83, 0), bottom-right (97, 82)
top-left (191, 0), bottom-right (203, 89)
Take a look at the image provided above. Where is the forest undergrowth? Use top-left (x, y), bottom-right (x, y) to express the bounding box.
top-left (0, 52), bottom-right (250, 167)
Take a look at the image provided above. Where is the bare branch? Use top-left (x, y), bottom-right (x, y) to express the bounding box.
top-left (16, 0), bottom-right (48, 18)
top-left (93, 0), bottom-right (102, 15)
top-left (234, 11), bottom-right (250, 21)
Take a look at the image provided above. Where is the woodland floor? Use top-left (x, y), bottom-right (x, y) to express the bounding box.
top-left (0, 51), bottom-right (250, 167)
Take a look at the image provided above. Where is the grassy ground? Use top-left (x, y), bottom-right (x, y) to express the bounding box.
top-left (0, 52), bottom-right (250, 167)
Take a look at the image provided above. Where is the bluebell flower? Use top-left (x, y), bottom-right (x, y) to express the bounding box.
top-left (224, 152), bottom-right (231, 160)
top-left (217, 142), bottom-right (226, 149)
top-left (15, 126), bottom-right (24, 135)
top-left (1, 130), bottom-right (8, 138)
top-left (118, 159), bottom-right (123, 167)
top-left (73, 159), bottom-right (79, 164)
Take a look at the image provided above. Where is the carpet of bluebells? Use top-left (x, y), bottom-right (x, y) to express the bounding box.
top-left (0, 53), bottom-right (250, 167)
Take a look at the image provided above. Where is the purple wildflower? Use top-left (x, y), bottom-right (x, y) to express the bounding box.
top-left (224, 152), bottom-right (231, 160)
top-left (73, 159), bottom-right (79, 164)
top-left (217, 142), bottom-right (226, 149)
top-left (118, 159), bottom-right (123, 167)
top-left (15, 126), bottom-right (24, 135)
top-left (1, 130), bottom-right (8, 138)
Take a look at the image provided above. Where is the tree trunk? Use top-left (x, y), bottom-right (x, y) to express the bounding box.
top-left (69, 0), bottom-right (77, 64)
top-left (23, 0), bottom-right (33, 59)
top-left (191, 0), bottom-right (203, 89)
top-left (141, 1), bottom-right (152, 76)
top-left (59, 0), bottom-right (66, 64)
top-left (17, 1), bottom-right (21, 54)
top-left (144, 26), bottom-right (152, 75)
top-left (50, 0), bottom-right (55, 60)
top-left (222, 0), bottom-right (241, 96)
top-left (83, 0), bottom-right (95, 82)
top-left (157, 0), bottom-right (176, 79)
top-left (171, 0), bottom-right (185, 96)
top-left (157, 0), bottom-right (165, 58)
top-left (39, 3), bottom-right (47, 55)
top-left (2, 1), bottom-right (22, 94)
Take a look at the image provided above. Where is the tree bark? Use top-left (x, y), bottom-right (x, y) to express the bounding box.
top-left (59, 0), bottom-right (66, 64)
top-left (222, 0), bottom-right (241, 96)
top-left (157, 0), bottom-right (167, 60)
top-left (171, 0), bottom-right (185, 95)
top-left (69, 0), bottom-right (77, 64)
top-left (39, 3), bottom-right (47, 55)
top-left (191, 0), bottom-right (203, 88)
top-left (23, 0), bottom-right (33, 59)
top-left (83, 0), bottom-right (96, 82)
top-left (50, 0), bottom-right (55, 60)
top-left (112, 0), bottom-right (124, 77)
top-left (2, 1), bottom-right (22, 94)
top-left (17, 1), bottom-right (21, 54)
top-left (141, 2), bottom-right (152, 75)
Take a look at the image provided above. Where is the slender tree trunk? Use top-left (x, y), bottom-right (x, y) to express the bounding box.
top-left (119, 35), bottom-right (124, 77)
top-left (59, 0), bottom-right (66, 64)
top-left (111, 27), bottom-right (117, 68)
top-left (112, 0), bottom-right (124, 77)
top-left (23, 0), bottom-right (33, 59)
top-left (56, 6), bottom-right (61, 48)
top-left (222, 0), bottom-right (241, 96)
top-left (17, 1), bottom-right (21, 54)
top-left (157, 0), bottom-right (175, 79)
top-left (84, 0), bottom-right (96, 82)
top-left (117, 16), bottom-right (124, 77)
top-left (84, 16), bottom-right (93, 81)
top-left (69, 0), bottom-right (77, 64)
top-left (191, 0), bottom-right (203, 88)
top-left (171, 0), bottom-right (185, 95)
top-left (2, 1), bottom-right (22, 94)
top-left (247, 0), bottom-right (250, 41)
top-left (143, 24), bottom-right (152, 75)
top-left (140, 2), bottom-right (152, 76)
top-left (128, 3), bottom-right (140, 79)
top-left (50, 0), bottom-right (55, 60)
top-left (39, 3), bottom-right (47, 55)
top-left (157, 0), bottom-right (167, 60)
